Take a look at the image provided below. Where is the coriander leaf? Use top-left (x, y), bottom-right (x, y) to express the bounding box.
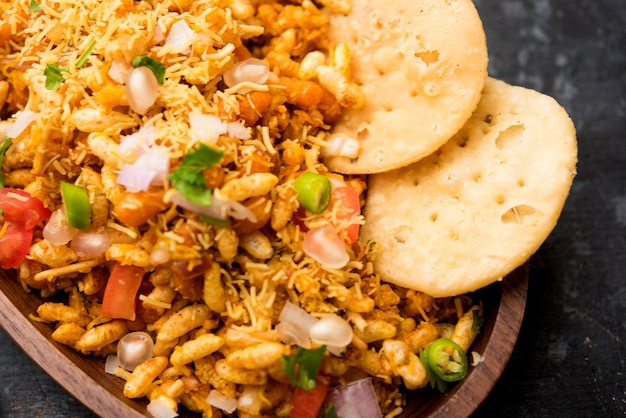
top-left (28, 0), bottom-right (41, 12)
top-left (76, 39), bottom-right (97, 68)
top-left (132, 55), bottom-right (166, 85)
top-left (0, 137), bottom-right (12, 188)
top-left (44, 64), bottom-right (68, 90)
top-left (471, 308), bottom-right (484, 334)
top-left (168, 143), bottom-right (224, 206)
top-left (169, 175), bottom-right (213, 206)
top-left (281, 346), bottom-right (326, 390)
top-left (324, 405), bottom-right (340, 418)
top-left (199, 215), bottom-right (229, 227)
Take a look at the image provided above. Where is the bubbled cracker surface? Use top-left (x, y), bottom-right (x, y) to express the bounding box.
top-left (324, 0), bottom-right (488, 174)
top-left (361, 78), bottom-right (578, 297)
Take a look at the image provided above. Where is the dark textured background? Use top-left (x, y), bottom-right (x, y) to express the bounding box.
top-left (1, 0), bottom-right (624, 416)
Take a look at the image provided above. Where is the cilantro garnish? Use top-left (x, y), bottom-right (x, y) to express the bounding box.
top-left (44, 64), bottom-right (68, 90)
top-left (281, 345), bottom-right (326, 391)
top-left (471, 308), bottom-right (484, 334)
top-left (168, 143), bottom-right (224, 206)
top-left (324, 404), bottom-right (340, 418)
top-left (132, 55), bottom-right (166, 85)
top-left (28, 0), bottom-right (41, 12)
top-left (76, 39), bottom-right (97, 68)
top-left (199, 214), bottom-right (229, 228)
top-left (0, 137), bottom-right (12, 188)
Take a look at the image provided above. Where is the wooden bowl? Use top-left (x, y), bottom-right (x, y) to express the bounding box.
top-left (0, 264), bottom-right (528, 418)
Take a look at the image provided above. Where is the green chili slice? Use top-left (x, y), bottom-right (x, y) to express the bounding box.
top-left (293, 172), bottom-right (331, 214)
top-left (420, 338), bottom-right (468, 392)
top-left (0, 137), bottom-right (12, 188)
top-left (60, 181), bottom-right (91, 230)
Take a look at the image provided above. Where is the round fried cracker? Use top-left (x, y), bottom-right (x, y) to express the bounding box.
top-left (323, 0), bottom-right (488, 174)
top-left (361, 78), bottom-right (578, 297)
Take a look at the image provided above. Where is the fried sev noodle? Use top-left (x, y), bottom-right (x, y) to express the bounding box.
top-left (0, 0), bottom-right (483, 416)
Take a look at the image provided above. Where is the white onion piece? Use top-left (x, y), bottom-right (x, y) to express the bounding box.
top-left (325, 378), bottom-right (383, 418)
top-left (118, 124), bottom-right (156, 160)
top-left (237, 385), bottom-right (264, 415)
top-left (5, 109), bottom-right (37, 139)
top-left (279, 301), bottom-right (319, 330)
top-left (227, 197), bottom-right (257, 221)
top-left (104, 354), bottom-right (119, 375)
top-left (70, 229), bottom-right (111, 257)
top-left (226, 121), bottom-right (251, 140)
top-left (321, 133), bottom-right (361, 159)
top-left (302, 225), bottom-right (349, 269)
top-left (147, 396), bottom-right (178, 418)
top-left (43, 209), bottom-right (79, 245)
top-left (327, 176), bottom-right (347, 189)
top-left (309, 314), bottom-right (353, 351)
top-left (134, 146), bottom-right (170, 184)
top-left (223, 58), bottom-right (269, 88)
top-left (117, 146), bottom-right (169, 192)
top-left (189, 113), bottom-right (228, 144)
top-left (116, 164), bottom-right (157, 192)
top-left (276, 321), bottom-right (311, 348)
top-left (117, 331), bottom-right (154, 371)
top-left (169, 191), bottom-right (256, 222)
top-left (207, 390), bottom-right (237, 414)
top-left (276, 303), bottom-right (318, 348)
top-left (108, 58), bottom-right (132, 84)
top-left (169, 191), bottom-right (227, 220)
top-left (165, 19), bottom-right (196, 53)
top-left (126, 66), bottom-right (159, 115)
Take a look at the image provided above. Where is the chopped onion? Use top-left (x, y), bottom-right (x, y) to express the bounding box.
top-left (116, 164), bottom-right (158, 192)
top-left (165, 19), bottom-right (196, 53)
top-left (43, 209), bottom-right (79, 245)
top-left (70, 229), bottom-right (111, 257)
top-left (169, 191), bottom-right (226, 220)
top-left (5, 109), bottom-right (37, 139)
top-left (126, 66), bottom-right (159, 115)
top-left (302, 224), bottom-right (349, 269)
top-left (276, 321), bottom-right (311, 348)
top-left (325, 378), bottom-right (383, 418)
top-left (117, 331), bottom-right (154, 371)
top-left (309, 314), bottom-right (353, 354)
top-left (117, 146), bottom-right (170, 192)
top-left (227, 197), bottom-right (257, 221)
top-left (147, 396), bottom-right (178, 418)
top-left (189, 113), bottom-right (250, 143)
top-left (321, 133), bottom-right (361, 159)
top-left (226, 121), bottom-right (251, 140)
top-left (276, 302), bottom-right (319, 348)
top-left (189, 112), bottom-right (227, 144)
top-left (107, 58), bottom-right (132, 84)
top-left (223, 58), bottom-right (269, 89)
top-left (207, 390), bottom-right (237, 414)
top-left (104, 354), bottom-right (119, 375)
top-left (118, 124), bottom-right (156, 160)
top-left (237, 385), bottom-right (264, 415)
top-left (169, 191), bottom-right (256, 222)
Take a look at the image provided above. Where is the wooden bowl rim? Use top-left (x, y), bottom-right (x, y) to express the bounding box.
top-left (0, 264), bottom-right (528, 418)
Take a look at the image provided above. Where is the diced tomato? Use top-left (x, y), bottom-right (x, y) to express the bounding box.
top-left (0, 223), bottom-right (33, 269)
top-left (102, 262), bottom-right (145, 321)
top-left (290, 377), bottom-right (330, 418)
top-left (292, 206), bottom-right (309, 233)
top-left (329, 186), bottom-right (361, 244)
top-left (0, 188), bottom-right (51, 229)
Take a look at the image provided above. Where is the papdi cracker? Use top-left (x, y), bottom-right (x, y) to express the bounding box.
top-left (323, 0), bottom-right (488, 174)
top-left (361, 78), bottom-right (577, 297)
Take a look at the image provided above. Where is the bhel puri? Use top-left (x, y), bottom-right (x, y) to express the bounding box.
top-left (0, 0), bottom-right (577, 416)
